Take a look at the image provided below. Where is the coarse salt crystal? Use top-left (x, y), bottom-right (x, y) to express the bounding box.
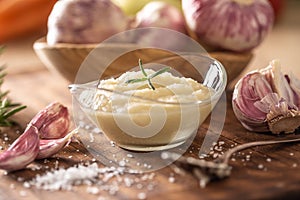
top-left (266, 158), bottom-right (272, 162)
top-left (23, 182), bottom-right (31, 188)
top-left (10, 184), bottom-right (15, 189)
top-left (137, 192), bottom-right (147, 200)
top-left (258, 164), bottom-right (264, 169)
top-left (110, 141), bottom-right (115, 147)
top-left (19, 190), bottom-right (27, 197)
top-left (213, 153), bottom-right (219, 159)
top-left (136, 183), bottom-right (143, 189)
top-left (87, 186), bottom-right (100, 195)
top-left (127, 154), bottom-right (134, 158)
top-left (119, 160), bottom-right (126, 167)
top-left (168, 176), bottom-right (175, 183)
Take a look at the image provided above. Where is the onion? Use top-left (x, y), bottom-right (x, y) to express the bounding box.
top-left (134, 1), bottom-right (186, 33)
top-left (182, 0), bottom-right (275, 52)
top-left (47, 0), bottom-right (130, 45)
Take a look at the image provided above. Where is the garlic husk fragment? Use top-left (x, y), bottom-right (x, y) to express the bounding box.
top-left (233, 60), bottom-right (300, 134)
top-left (29, 102), bottom-right (70, 139)
top-left (36, 129), bottom-right (78, 160)
top-left (0, 125), bottom-right (39, 171)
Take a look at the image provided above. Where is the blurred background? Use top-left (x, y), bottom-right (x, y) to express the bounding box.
top-left (0, 0), bottom-right (299, 87)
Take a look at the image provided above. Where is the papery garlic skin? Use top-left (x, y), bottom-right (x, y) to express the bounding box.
top-left (0, 125), bottom-right (39, 172)
top-left (260, 60), bottom-right (296, 106)
top-left (232, 72), bottom-right (273, 132)
top-left (29, 102), bottom-right (70, 139)
top-left (233, 60), bottom-right (300, 134)
top-left (36, 129), bottom-right (77, 160)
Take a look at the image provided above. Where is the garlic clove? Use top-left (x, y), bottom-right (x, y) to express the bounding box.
top-left (232, 71), bottom-right (273, 132)
top-left (261, 60), bottom-right (296, 106)
top-left (233, 60), bottom-right (300, 134)
top-left (0, 125), bottom-right (39, 172)
top-left (29, 102), bottom-right (70, 139)
top-left (287, 72), bottom-right (300, 108)
top-left (36, 129), bottom-right (78, 160)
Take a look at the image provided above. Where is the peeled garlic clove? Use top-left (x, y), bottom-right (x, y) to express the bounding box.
top-left (261, 60), bottom-right (296, 106)
top-left (232, 72), bottom-right (273, 132)
top-left (0, 125), bottom-right (39, 172)
top-left (29, 102), bottom-right (70, 139)
top-left (36, 129), bottom-right (77, 160)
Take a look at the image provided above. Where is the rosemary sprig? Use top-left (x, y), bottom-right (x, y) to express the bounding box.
top-left (125, 59), bottom-right (170, 90)
top-left (0, 47), bottom-right (26, 126)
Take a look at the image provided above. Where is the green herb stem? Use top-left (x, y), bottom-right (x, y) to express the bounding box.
top-left (125, 59), bottom-right (170, 90)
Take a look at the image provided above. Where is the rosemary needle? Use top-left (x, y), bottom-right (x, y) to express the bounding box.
top-left (0, 47), bottom-right (26, 126)
top-left (125, 59), bottom-right (170, 90)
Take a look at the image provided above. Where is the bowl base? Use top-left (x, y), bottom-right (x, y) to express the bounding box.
top-left (116, 140), bottom-right (186, 152)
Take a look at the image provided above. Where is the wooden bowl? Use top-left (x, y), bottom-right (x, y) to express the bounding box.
top-left (33, 37), bottom-right (252, 83)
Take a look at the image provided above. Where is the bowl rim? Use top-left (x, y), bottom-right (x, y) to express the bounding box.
top-left (33, 36), bottom-right (141, 50)
top-left (69, 57), bottom-right (227, 107)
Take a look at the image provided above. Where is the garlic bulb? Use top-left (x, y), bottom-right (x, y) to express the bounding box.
top-left (182, 0), bottom-right (274, 52)
top-left (135, 1), bottom-right (186, 33)
top-left (47, 0), bottom-right (130, 45)
top-left (232, 60), bottom-right (300, 134)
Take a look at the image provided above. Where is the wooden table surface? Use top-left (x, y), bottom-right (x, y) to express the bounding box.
top-left (1, 1), bottom-right (300, 200)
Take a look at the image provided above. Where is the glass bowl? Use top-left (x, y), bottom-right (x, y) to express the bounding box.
top-left (69, 54), bottom-right (227, 151)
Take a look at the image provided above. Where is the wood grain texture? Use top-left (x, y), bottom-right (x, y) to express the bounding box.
top-left (0, 69), bottom-right (300, 200)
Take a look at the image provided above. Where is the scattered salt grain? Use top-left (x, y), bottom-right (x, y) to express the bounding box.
top-left (137, 192), bottom-right (147, 200)
top-left (258, 164), bottom-right (264, 169)
top-left (168, 176), bottom-right (175, 183)
top-left (19, 190), bottom-right (27, 197)
top-left (17, 177), bottom-right (24, 182)
top-left (136, 183), bottom-right (143, 189)
top-left (147, 184), bottom-right (154, 191)
top-left (87, 186), bottom-right (100, 195)
top-left (212, 153), bottom-right (219, 159)
top-left (23, 182), bottom-right (31, 188)
top-left (266, 158), bottom-right (272, 162)
top-left (10, 184), bottom-right (15, 189)
top-left (110, 141), bottom-right (115, 147)
top-left (199, 154), bottom-right (207, 159)
top-left (245, 155), bottom-right (251, 161)
top-left (292, 163), bottom-right (298, 168)
top-left (124, 177), bottom-right (134, 187)
top-left (119, 160), bottom-right (126, 167)
top-left (127, 154), bottom-right (134, 158)
top-left (289, 153), bottom-right (294, 156)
